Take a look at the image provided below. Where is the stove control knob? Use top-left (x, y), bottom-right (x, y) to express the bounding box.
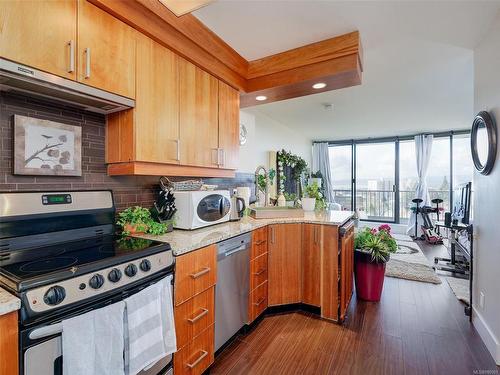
top-left (43, 285), bottom-right (66, 306)
top-left (125, 264), bottom-right (138, 277)
top-left (89, 274), bottom-right (105, 289)
top-left (108, 268), bottom-right (122, 283)
top-left (140, 259), bottom-right (152, 272)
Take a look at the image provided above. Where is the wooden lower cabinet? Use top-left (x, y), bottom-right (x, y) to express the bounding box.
top-left (174, 287), bottom-right (215, 349)
top-left (174, 325), bottom-right (214, 375)
top-left (249, 280), bottom-right (268, 323)
top-left (320, 225), bottom-right (340, 321)
top-left (0, 311), bottom-right (18, 375)
top-left (267, 223), bottom-right (302, 306)
top-left (174, 245), bottom-right (217, 375)
top-left (339, 223), bottom-right (355, 321)
top-left (302, 224), bottom-right (321, 307)
top-left (174, 244), bottom-right (216, 306)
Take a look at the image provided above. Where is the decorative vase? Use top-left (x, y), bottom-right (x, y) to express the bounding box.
top-left (301, 197), bottom-right (316, 211)
top-left (286, 201), bottom-right (295, 207)
top-left (277, 193), bottom-right (286, 207)
top-left (354, 249), bottom-right (386, 302)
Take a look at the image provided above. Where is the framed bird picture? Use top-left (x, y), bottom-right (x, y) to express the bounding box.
top-left (13, 115), bottom-right (82, 176)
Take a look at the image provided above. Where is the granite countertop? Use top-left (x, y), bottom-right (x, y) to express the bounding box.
top-left (139, 210), bottom-right (354, 256)
top-left (0, 287), bottom-right (20, 316)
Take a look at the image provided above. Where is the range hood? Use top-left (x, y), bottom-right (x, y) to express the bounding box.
top-left (0, 58), bottom-right (134, 114)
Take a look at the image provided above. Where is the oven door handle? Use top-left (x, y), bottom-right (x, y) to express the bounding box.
top-left (29, 322), bottom-right (63, 340)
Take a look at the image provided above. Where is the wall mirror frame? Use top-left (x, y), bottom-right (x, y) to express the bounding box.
top-left (471, 110), bottom-right (497, 176)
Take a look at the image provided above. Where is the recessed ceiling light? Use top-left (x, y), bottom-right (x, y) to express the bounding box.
top-left (256, 95), bottom-right (267, 101)
top-left (312, 82), bottom-right (327, 89)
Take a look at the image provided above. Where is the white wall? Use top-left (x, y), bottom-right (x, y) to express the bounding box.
top-left (237, 109), bottom-right (312, 173)
top-left (472, 11), bottom-right (500, 365)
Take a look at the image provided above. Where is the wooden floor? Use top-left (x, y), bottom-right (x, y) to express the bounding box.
top-left (211, 241), bottom-right (498, 375)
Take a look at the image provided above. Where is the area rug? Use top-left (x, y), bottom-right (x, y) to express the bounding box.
top-left (385, 236), bottom-right (442, 284)
top-left (445, 277), bottom-right (469, 304)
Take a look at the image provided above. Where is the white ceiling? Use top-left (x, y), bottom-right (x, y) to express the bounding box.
top-left (194, 1), bottom-right (500, 140)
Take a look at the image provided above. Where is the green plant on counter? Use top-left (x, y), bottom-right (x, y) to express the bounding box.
top-left (303, 182), bottom-right (326, 210)
top-left (117, 206), bottom-right (169, 236)
top-left (310, 170), bottom-right (323, 179)
top-left (257, 168), bottom-right (276, 193)
top-left (284, 192), bottom-right (297, 202)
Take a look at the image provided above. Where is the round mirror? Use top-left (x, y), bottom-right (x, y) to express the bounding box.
top-left (471, 111), bottom-right (497, 175)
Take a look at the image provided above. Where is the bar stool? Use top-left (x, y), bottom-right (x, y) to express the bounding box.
top-left (412, 198), bottom-right (423, 239)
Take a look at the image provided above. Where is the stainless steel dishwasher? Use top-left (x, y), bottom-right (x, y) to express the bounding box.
top-left (215, 232), bottom-right (251, 351)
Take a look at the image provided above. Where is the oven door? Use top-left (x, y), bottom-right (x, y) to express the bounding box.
top-left (21, 274), bottom-right (174, 375)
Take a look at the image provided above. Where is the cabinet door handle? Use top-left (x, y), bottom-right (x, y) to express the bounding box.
top-left (186, 350), bottom-right (208, 369)
top-left (270, 227), bottom-right (275, 244)
top-left (253, 268), bottom-right (266, 276)
top-left (84, 47), bottom-right (91, 79)
top-left (187, 308), bottom-right (209, 323)
top-left (220, 149), bottom-right (225, 167)
top-left (67, 40), bottom-right (75, 73)
top-left (253, 297), bottom-right (266, 306)
top-left (175, 139), bottom-right (180, 161)
top-left (190, 267), bottom-right (210, 279)
top-left (212, 148), bottom-right (219, 165)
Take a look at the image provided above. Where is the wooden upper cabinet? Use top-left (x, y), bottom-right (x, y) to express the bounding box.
top-left (0, 0), bottom-right (77, 79)
top-left (135, 34), bottom-right (179, 164)
top-left (77, 0), bottom-right (136, 98)
top-left (179, 59), bottom-right (219, 168)
top-left (267, 223), bottom-right (302, 306)
top-left (302, 224), bottom-right (321, 307)
top-left (218, 81), bottom-right (240, 170)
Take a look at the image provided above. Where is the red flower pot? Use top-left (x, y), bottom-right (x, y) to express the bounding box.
top-left (354, 249), bottom-right (386, 302)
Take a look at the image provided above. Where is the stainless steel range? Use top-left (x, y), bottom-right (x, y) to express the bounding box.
top-left (0, 191), bottom-right (174, 375)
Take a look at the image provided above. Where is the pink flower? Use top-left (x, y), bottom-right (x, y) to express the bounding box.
top-left (370, 228), bottom-right (377, 235)
top-left (378, 224), bottom-right (391, 234)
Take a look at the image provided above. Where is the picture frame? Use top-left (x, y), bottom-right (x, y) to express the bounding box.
top-left (13, 115), bottom-right (82, 176)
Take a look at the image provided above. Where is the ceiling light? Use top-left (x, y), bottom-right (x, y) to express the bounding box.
top-left (313, 82), bottom-right (327, 89)
top-left (256, 95), bottom-right (267, 101)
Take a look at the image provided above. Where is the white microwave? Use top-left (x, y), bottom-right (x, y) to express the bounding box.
top-left (173, 190), bottom-right (231, 230)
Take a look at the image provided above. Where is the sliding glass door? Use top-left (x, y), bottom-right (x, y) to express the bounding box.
top-left (329, 145), bottom-right (353, 211)
top-left (355, 142), bottom-right (396, 222)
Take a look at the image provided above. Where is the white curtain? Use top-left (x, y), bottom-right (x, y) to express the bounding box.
top-left (312, 142), bottom-right (335, 203)
top-left (407, 134), bottom-right (433, 236)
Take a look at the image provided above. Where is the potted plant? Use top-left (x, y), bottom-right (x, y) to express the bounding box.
top-left (354, 224), bottom-right (397, 301)
top-left (309, 170), bottom-right (323, 189)
top-left (116, 206), bottom-right (171, 236)
top-left (301, 182), bottom-right (326, 211)
top-left (284, 192), bottom-right (297, 207)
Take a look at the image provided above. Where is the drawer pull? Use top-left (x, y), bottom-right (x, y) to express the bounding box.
top-left (253, 268), bottom-right (266, 276)
top-left (253, 297), bottom-right (266, 306)
top-left (255, 240), bottom-right (266, 246)
top-left (186, 350), bottom-right (208, 369)
top-left (190, 267), bottom-right (210, 279)
top-left (187, 308), bottom-right (209, 323)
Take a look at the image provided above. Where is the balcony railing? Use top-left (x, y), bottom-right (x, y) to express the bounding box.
top-left (331, 189), bottom-right (449, 221)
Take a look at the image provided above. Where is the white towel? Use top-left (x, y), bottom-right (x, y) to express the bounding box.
top-left (62, 301), bottom-right (125, 375)
top-left (159, 275), bottom-right (177, 355)
top-left (124, 281), bottom-right (167, 375)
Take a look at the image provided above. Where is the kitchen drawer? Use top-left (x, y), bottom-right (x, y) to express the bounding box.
top-left (175, 245), bottom-right (217, 306)
top-left (174, 287), bottom-right (215, 349)
top-left (174, 325), bottom-right (214, 375)
top-left (249, 280), bottom-right (268, 323)
top-left (250, 253), bottom-right (268, 291)
top-left (251, 227), bottom-right (268, 259)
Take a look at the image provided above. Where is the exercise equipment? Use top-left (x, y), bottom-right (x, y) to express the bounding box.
top-left (410, 198), bottom-right (443, 244)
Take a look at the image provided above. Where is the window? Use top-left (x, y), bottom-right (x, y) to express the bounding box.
top-left (355, 142), bottom-right (395, 221)
top-left (329, 145), bottom-right (352, 210)
top-left (326, 132), bottom-right (473, 224)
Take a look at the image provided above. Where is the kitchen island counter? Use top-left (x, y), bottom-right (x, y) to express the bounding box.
top-left (138, 210), bottom-right (354, 256)
top-left (0, 287), bottom-right (20, 316)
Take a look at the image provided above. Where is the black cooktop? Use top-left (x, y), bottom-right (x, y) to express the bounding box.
top-left (0, 235), bottom-right (171, 292)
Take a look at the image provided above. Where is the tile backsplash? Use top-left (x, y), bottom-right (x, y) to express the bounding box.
top-left (0, 92), bottom-right (254, 211)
